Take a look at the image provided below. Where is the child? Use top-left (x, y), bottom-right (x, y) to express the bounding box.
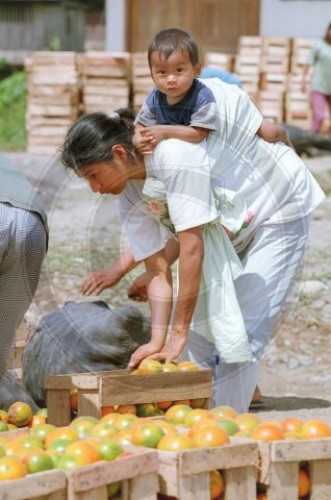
top-left (134, 28), bottom-right (291, 153)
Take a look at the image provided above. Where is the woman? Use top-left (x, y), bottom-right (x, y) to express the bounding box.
top-left (302, 22), bottom-right (331, 135)
top-left (61, 78), bottom-right (324, 412)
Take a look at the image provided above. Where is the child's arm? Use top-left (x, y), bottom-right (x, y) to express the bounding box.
top-left (257, 119), bottom-right (293, 148)
top-left (133, 123), bottom-right (208, 154)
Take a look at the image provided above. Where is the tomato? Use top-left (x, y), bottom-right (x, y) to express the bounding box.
top-left (45, 426), bottom-right (79, 449)
top-left (57, 454), bottom-right (91, 470)
top-left (157, 434), bottom-right (194, 451)
top-left (210, 470), bottom-right (224, 499)
top-left (90, 422), bottom-right (117, 440)
top-left (211, 405), bottom-right (238, 420)
top-left (114, 414), bottom-right (138, 431)
top-left (192, 425), bottom-right (229, 448)
top-left (176, 361), bottom-right (199, 372)
top-left (251, 424), bottom-right (285, 442)
top-left (131, 423), bottom-right (165, 449)
top-left (136, 360), bottom-right (163, 374)
top-left (164, 404), bottom-right (193, 425)
top-left (216, 418), bottom-right (240, 436)
top-left (300, 419), bottom-right (331, 439)
top-left (28, 414), bottom-right (47, 428)
top-left (7, 402), bottom-right (33, 427)
top-left (93, 440), bottom-right (123, 461)
top-left (64, 440), bottom-right (100, 463)
top-left (183, 409), bottom-right (214, 427)
top-left (298, 468), bottom-right (310, 497)
top-left (22, 449), bottom-right (54, 474)
top-left (0, 456), bottom-right (27, 481)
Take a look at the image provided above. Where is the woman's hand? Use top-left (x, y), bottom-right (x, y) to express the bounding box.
top-left (146, 328), bottom-right (189, 364)
top-left (128, 340), bottom-right (165, 369)
top-left (127, 273), bottom-right (148, 302)
top-left (80, 268), bottom-right (120, 296)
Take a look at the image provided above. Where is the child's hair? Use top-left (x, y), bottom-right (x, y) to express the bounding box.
top-left (147, 28), bottom-right (200, 68)
top-left (60, 108), bottom-right (137, 172)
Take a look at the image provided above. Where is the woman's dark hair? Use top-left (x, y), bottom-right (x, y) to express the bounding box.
top-left (148, 28), bottom-right (200, 68)
top-left (60, 108), bottom-right (137, 171)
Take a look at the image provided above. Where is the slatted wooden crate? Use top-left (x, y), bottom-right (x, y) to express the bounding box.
top-left (8, 339), bottom-right (25, 371)
top-left (65, 447), bottom-right (158, 500)
top-left (285, 91), bottom-right (311, 128)
top-left (80, 51), bottom-right (131, 114)
top-left (258, 437), bottom-right (331, 500)
top-left (237, 36), bottom-right (263, 57)
top-left (45, 369), bottom-right (212, 426)
top-left (131, 52), bottom-right (154, 110)
top-left (290, 38), bottom-right (317, 75)
top-left (0, 470), bottom-right (67, 500)
top-left (257, 90), bottom-right (284, 123)
top-left (204, 52), bottom-right (235, 72)
top-left (25, 52), bottom-right (79, 156)
top-left (157, 437), bottom-right (258, 500)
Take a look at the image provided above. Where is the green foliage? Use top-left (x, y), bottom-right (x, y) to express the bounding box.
top-left (0, 71), bottom-right (26, 151)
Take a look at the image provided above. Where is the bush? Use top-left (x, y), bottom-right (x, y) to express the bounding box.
top-left (0, 71), bottom-right (26, 151)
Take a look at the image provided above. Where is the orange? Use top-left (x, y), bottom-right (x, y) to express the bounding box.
top-left (45, 426), bottom-right (79, 449)
top-left (216, 418), bottom-right (240, 436)
top-left (157, 434), bottom-right (194, 451)
top-left (192, 424), bottom-right (230, 448)
top-left (0, 445), bottom-right (5, 459)
top-left (251, 424), bottom-right (285, 442)
top-left (183, 409), bottom-right (214, 427)
top-left (93, 440), bottom-right (123, 462)
top-left (188, 418), bottom-right (219, 438)
top-left (176, 361), bottom-right (199, 372)
top-left (131, 423), bottom-right (165, 449)
top-left (209, 470), bottom-right (224, 499)
top-left (235, 413), bottom-right (260, 432)
top-left (28, 414), bottom-right (46, 428)
top-left (259, 420), bottom-right (282, 430)
top-left (101, 406), bottom-right (115, 417)
top-left (298, 468), bottom-right (310, 497)
top-left (165, 404), bottom-right (193, 425)
top-left (300, 420), bottom-right (331, 439)
top-left (7, 402), bottom-right (33, 427)
top-left (173, 399), bottom-right (191, 406)
top-left (48, 438), bottom-right (77, 455)
top-left (0, 456), bottom-right (27, 481)
top-left (64, 440), bottom-right (100, 463)
top-left (100, 413), bottom-right (119, 426)
top-left (0, 422), bottom-right (8, 432)
top-left (114, 404), bottom-right (137, 415)
top-left (211, 405), bottom-right (238, 420)
top-left (36, 408), bottom-right (47, 418)
top-left (22, 448), bottom-right (54, 474)
top-left (136, 360), bottom-right (163, 374)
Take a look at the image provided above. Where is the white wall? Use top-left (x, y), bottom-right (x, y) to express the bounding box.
top-left (105, 0), bottom-right (126, 52)
top-left (260, 0), bottom-right (331, 38)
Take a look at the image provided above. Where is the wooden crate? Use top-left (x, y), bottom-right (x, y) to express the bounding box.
top-left (25, 51), bottom-right (79, 156)
top-left (157, 437), bottom-right (258, 500)
top-left (204, 52), bottom-right (235, 72)
top-left (258, 437), bottom-right (331, 500)
top-left (45, 369), bottom-right (212, 426)
top-left (290, 38), bottom-right (317, 75)
top-left (0, 470), bottom-right (67, 500)
top-left (80, 51), bottom-right (131, 114)
top-left (237, 36), bottom-right (263, 57)
top-left (131, 52), bottom-right (154, 109)
top-left (285, 91), bottom-right (311, 128)
top-left (65, 447), bottom-right (158, 500)
top-left (257, 91), bottom-right (284, 123)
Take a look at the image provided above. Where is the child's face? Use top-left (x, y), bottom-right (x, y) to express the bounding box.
top-left (150, 49), bottom-right (201, 104)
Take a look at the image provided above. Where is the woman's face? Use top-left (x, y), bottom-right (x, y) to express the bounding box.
top-left (79, 157), bottom-right (128, 195)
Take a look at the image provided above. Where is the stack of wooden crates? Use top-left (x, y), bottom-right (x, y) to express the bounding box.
top-left (25, 52), bottom-right (79, 156)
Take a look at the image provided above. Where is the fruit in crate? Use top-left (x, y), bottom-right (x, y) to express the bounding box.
top-left (300, 419), bottom-right (331, 439)
top-left (210, 470), bottom-right (224, 499)
top-left (157, 434), bottom-right (195, 451)
top-left (7, 402), bottom-right (33, 427)
top-left (164, 404), bottom-right (193, 425)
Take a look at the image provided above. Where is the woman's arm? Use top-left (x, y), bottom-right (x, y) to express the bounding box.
top-left (81, 248), bottom-right (139, 296)
top-left (257, 119), bottom-right (293, 148)
top-left (128, 249), bottom-right (173, 367)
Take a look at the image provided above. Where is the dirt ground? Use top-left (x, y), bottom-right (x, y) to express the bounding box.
top-left (7, 149), bottom-right (331, 415)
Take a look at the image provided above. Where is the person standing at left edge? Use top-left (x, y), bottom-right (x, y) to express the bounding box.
top-left (0, 153), bottom-right (48, 407)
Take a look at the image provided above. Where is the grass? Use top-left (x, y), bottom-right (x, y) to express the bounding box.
top-left (0, 71), bottom-right (26, 151)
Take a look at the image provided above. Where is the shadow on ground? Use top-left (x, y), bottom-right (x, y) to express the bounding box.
top-left (250, 395), bottom-right (331, 413)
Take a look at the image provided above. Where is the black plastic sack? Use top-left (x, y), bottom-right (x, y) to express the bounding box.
top-left (22, 300), bottom-right (151, 407)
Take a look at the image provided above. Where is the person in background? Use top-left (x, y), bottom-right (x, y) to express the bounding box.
top-left (134, 28), bottom-right (291, 154)
top-left (302, 22), bottom-right (331, 136)
top-left (0, 153), bottom-right (48, 407)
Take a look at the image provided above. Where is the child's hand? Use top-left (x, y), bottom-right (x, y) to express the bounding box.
top-left (133, 126), bottom-right (156, 155)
